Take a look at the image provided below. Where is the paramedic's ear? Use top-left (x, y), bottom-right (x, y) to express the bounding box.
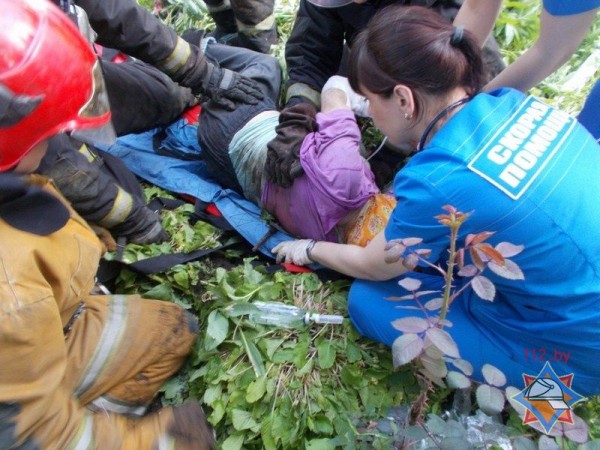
top-left (393, 84), bottom-right (416, 121)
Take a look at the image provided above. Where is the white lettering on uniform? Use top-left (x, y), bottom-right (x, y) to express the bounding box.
top-left (499, 163), bottom-right (527, 188)
top-left (488, 144), bottom-right (511, 164)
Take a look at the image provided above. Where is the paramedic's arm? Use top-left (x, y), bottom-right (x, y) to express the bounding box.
top-left (453, 0), bottom-right (503, 47)
top-left (274, 232), bottom-right (409, 281)
top-left (485, 8), bottom-right (598, 92)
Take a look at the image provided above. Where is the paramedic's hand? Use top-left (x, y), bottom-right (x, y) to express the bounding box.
top-left (272, 239), bottom-right (314, 266)
top-left (200, 63), bottom-right (263, 110)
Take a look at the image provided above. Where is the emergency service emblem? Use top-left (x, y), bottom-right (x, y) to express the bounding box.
top-left (511, 361), bottom-right (586, 434)
top-left (468, 96), bottom-right (576, 199)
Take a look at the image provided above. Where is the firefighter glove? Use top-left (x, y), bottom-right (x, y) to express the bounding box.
top-left (199, 63), bottom-right (264, 110)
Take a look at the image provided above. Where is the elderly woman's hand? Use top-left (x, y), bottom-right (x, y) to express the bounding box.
top-left (272, 239), bottom-right (316, 265)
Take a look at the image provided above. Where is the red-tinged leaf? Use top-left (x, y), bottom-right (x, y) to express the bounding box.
top-left (401, 237), bottom-right (423, 247)
top-left (468, 231), bottom-right (495, 246)
top-left (442, 205), bottom-right (457, 214)
top-left (488, 259), bottom-right (524, 280)
top-left (475, 384), bottom-right (505, 415)
top-left (537, 435), bottom-right (561, 449)
top-left (420, 354), bottom-right (448, 378)
top-left (465, 233), bottom-right (475, 247)
top-left (481, 364), bottom-right (507, 387)
top-left (398, 277), bottom-right (422, 292)
top-left (414, 248), bottom-right (431, 258)
top-left (434, 213), bottom-right (451, 222)
top-left (418, 368), bottom-right (447, 388)
top-left (446, 371), bottom-right (471, 389)
top-left (424, 297), bottom-right (444, 311)
top-left (391, 316), bottom-right (429, 333)
top-left (456, 248), bottom-right (464, 269)
top-left (423, 341), bottom-right (444, 359)
top-left (384, 244), bottom-right (404, 264)
top-left (385, 239), bottom-right (405, 251)
top-left (526, 420), bottom-right (562, 437)
top-left (477, 243), bottom-right (504, 264)
top-left (415, 290), bottom-right (441, 299)
top-left (437, 318), bottom-right (453, 328)
top-left (386, 294), bottom-right (417, 301)
top-left (471, 275), bottom-right (496, 301)
top-left (505, 386), bottom-right (527, 418)
top-left (562, 414), bottom-right (589, 444)
top-left (425, 327), bottom-right (460, 358)
top-left (475, 384), bottom-right (505, 416)
top-left (451, 358), bottom-right (473, 376)
top-left (458, 264), bottom-right (478, 277)
top-left (469, 247), bottom-right (485, 270)
top-left (391, 333), bottom-right (424, 367)
top-left (402, 253), bottom-right (419, 270)
top-left (495, 241), bottom-right (524, 257)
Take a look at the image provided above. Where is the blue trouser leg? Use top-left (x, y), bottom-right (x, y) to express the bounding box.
top-left (347, 272), bottom-right (597, 396)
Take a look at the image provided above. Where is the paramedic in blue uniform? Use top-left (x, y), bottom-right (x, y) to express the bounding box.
top-left (272, 5), bottom-right (600, 397)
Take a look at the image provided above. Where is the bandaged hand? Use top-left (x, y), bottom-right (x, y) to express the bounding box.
top-left (322, 75), bottom-right (370, 117)
top-left (272, 239), bottom-right (315, 265)
top-left (200, 63), bottom-right (264, 110)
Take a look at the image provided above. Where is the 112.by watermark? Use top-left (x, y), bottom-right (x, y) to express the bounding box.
top-left (524, 347), bottom-right (570, 364)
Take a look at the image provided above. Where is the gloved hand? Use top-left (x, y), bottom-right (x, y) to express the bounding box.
top-left (128, 219), bottom-right (170, 245)
top-left (265, 103), bottom-right (318, 188)
top-left (116, 401), bottom-right (216, 450)
top-left (112, 206), bottom-right (169, 245)
top-left (272, 239), bottom-right (315, 265)
top-left (199, 63), bottom-right (264, 111)
top-left (322, 75), bottom-right (370, 117)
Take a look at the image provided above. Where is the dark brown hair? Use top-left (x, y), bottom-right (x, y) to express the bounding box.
top-left (348, 5), bottom-right (484, 120)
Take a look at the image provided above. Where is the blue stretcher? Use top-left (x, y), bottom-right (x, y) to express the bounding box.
top-left (97, 117), bottom-right (296, 259)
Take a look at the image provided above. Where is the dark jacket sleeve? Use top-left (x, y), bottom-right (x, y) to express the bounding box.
top-left (284, 1), bottom-right (346, 105)
top-left (74, 0), bottom-right (207, 88)
top-left (283, 0), bottom-right (380, 107)
top-left (283, 0), bottom-right (464, 107)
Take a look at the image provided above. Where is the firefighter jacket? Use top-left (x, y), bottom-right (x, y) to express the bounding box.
top-left (284, 0), bottom-right (465, 107)
top-left (38, 134), bottom-right (167, 246)
top-left (59, 0), bottom-right (209, 89)
top-left (0, 174), bottom-right (211, 449)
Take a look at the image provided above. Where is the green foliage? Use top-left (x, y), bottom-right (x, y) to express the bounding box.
top-left (123, 1), bottom-right (600, 447)
top-left (110, 188), bottom-right (417, 448)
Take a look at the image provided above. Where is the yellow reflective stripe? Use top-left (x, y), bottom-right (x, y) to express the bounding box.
top-left (75, 296), bottom-right (128, 397)
top-left (68, 414), bottom-right (94, 450)
top-left (285, 83), bottom-right (321, 108)
top-left (236, 14), bottom-right (275, 32)
top-left (98, 187), bottom-right (133, 228)
top-left (157, 37), bottom-right (191, 75)
top-left (89, 395), bottom-right (147, 417)
top-left (77, 144), bottom-right (96, 163)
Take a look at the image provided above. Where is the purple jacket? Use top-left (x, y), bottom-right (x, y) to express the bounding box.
top-left (261, 109), bottom-right (379, 241)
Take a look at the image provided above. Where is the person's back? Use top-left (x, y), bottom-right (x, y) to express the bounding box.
top-left (384, 85), bottom-right (600, 395)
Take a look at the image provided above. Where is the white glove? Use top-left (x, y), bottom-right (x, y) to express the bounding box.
top-left (272, 239), bottom-right (314, 265)
top-left (322, 75), bottom-right (370, 117)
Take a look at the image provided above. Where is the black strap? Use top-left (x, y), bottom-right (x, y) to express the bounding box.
top-left (147, 196), bottom-right (235, 231)
top-left (97, 240), bottom-right (239, 287)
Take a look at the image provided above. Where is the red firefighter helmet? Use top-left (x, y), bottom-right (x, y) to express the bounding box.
top-left (0, 0), bottom-right (113, 171)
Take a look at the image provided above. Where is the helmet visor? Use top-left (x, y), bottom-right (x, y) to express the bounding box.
top-left (306, 0), bottom-right (354, 7)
